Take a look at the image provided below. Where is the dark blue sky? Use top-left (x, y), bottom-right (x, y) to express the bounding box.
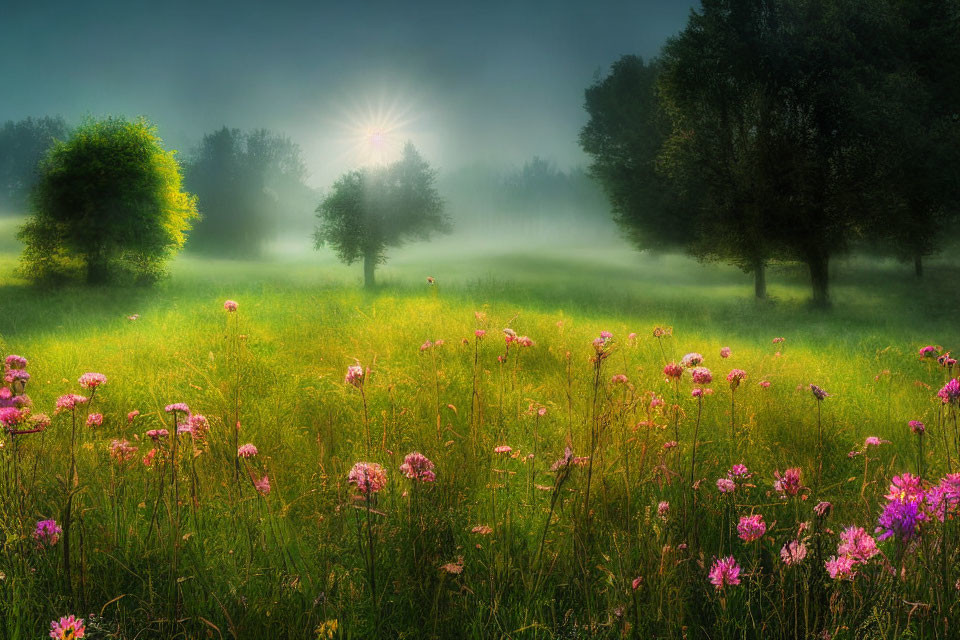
top-left (1, 0), bottom-right (699, 185)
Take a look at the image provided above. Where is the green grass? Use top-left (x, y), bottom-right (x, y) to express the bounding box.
top-left (1, 216), bottom-right (959, 638)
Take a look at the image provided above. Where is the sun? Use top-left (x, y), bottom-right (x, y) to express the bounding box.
top-left (332, 92), bottom-right (418, 166)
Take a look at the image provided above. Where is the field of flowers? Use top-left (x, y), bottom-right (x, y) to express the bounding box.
top-left (1, 244), bottom-right (959, 639)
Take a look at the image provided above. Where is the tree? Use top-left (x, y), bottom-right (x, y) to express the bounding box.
top-left (314, 143), bottom-right (449, 288)
top-left (0, 116), bottom-right (70, 214)
top-left (580, 56), bottom-right (704, 273)
top-left (18, 116), bottom-right (198, 284)
top-left (184, 127), bottom-right (312, 256)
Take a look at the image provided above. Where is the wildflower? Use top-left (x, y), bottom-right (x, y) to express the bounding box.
top-left (864, 436), bottom-right (889, 448)
top-left (657, 501), bottom-right (670, 520)
top-left (610, 374), bottom-right (629, 385)
top-left (886, 473), bottom-right (925, 502)
top-left (503, 328), bottom-right (517, 344)
top-left (681, 352), bottom-right (704, 368)
top-left (737, 514), bottom-right (767, 542)
top-left (772, 337), bottom-right (786, 344)
top-left (146, 429), bottom-right (169, 441)
top-left (774, 468), bottom-right (803, 497)
top-left (837, 526), bottom-right (879, 563)
top-left (34, 519), bottom-right (62, 546)
top-left (814, 501), bottom-right (832, 518)
top-left (440, 557), bottom-right (464, 575)
top-left (781, 540), bottom-right (807, 566)
top-left (726, 369), bottom-right (746, 389)
top-left (628, 332), bottom-right (637, 342)
top-left (187, 413), bottom-right (209, 439)
top-left (471, 525), bottom-right (493, 535)
top-left (4, 355), bottom-right (27, 369)
top-left (876, 498), bottom-right (925, 541)
top-left (4, 369), bottom-right (29, 384)
top-left (653, 326), bottom-right (672, 338)
top-left (708, 556), bottom-right (741, 590)
top-left (475, 329), bottom-right (486, 339)
top-left (345, 363), bottom-right (365, 387)
top-left (810, 384), bottom-right (829, 401)
top-left (517, 335), bottom-right (534, 347)
top-left (127, 314), bottom-right (139, 321)
top-left (55, 394), bottom-right (88, 414)
top-left (426, 276), bottom-right (435, 285)
top-left (400, 451), bottom-right (436, 483)
top-left (0, 407), bottom-right (22, 427)
top-left (909, 420), bottom-right (925, 435)
top-left (224, 300), bottom-right (238, 312)
top-left (825, 555), bottom-right (856, 580)
top-left (663, 441), bottom-right (677, 450)
top-left (649, 393), bottom-right (665, 408)
top-left (663, 362), bottom-right (683, 379)
top-left (238, 443), bottom-right (259, 458)
top-left (85, 413), bottom-right (103, 428)
top-left (127, 410), bottom-right (140, 423)
top-left (494, 445), bottom-right (512, 454)
top-left (348, 462), bottom-right (387, 494)
top-left (77, 372), bottom-right (107, 390)
top-left (49, 615), bottom-right (85, 639)
top-left (28, 413), bottom-right (50, 430)
top-left (254, 473), bottom-right (271, 495)
top-left (109, 439), bottom-right (138, 464)
top-left (419, 340), bottom-right (433, 352)
top-left (631, 576), bottom-right (643, 590)
top-left (728, 463), bottom-right (751, 479)
top-left (164, 402), bottom-right (190, 414)
top-left (759, 380), bottom-right (771, 388)
top-left (926, 474), bottom-right (960, 521)
top-left (720, 347), bottom-right (731, 358)
top-left (717, 478), bottom-right (736, 493)
top-left (142, 448), bottom-right (157, 466)
top-left (691, 367), bottom-right (712, 384)
top-left (938, 379), bottom-right (960, 405)
top-left (918, 345), bottom-right (940, 358)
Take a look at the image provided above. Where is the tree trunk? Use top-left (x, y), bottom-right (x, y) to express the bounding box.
top-left (914, 255), bottom-right (923, 278)
top-left (753, 260), bottom-right (767, 300)
top-left (363, 252), bottom-right (376, 289)
top-left (808, 254), bottom-right (830, 308)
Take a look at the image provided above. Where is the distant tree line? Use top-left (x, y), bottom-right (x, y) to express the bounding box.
top-left (0, 116), bottom-right (70, 214)
top-left (581, 0), bottom-right (960, 305)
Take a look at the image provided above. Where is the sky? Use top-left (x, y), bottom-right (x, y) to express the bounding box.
top-left (1, 0), bottom-right (699, 187)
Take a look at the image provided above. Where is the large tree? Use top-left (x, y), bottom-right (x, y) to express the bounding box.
top-left (314, 143), bottom-right (448, 288)
top-left (0, 116), bottom-right (70, 214)
top-left (18, 117), bottom-right (198, 284)
top-left (184, 127), bottom-right (312, 256)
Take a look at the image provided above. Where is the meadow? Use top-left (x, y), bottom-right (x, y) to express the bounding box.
top-left (1, 216), bottom-right (960, 639)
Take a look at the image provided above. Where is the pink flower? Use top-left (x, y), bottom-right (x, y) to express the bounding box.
top-left (165, 402), bottom-right (190, 414)
top-left (610, 374), bottom-right (629, 385)
top-left (186, 413), bottom-right (210, 438)
top-left (774, 468), bottom-right (803, 497)
top-left (772, 337), bottom-right (786, 344)
top-left (628, 332), bottom-right (638, 342)
top-left (663, 440), bottom-right (677, 450)
top-left (109, 439), bottom-right (138, 464)
top-left (237, 443), bottom-right (258, 458)
top-left (728, 464), bottom-right (751, 479)
top-left (400, 451), bottom-right (436, 483)
top-left (708, 556), bottom-right (741, 589)
top-left (837, 526), bottom-right (879, 563)
top-left (814, 501), bottom-right (832, 518)
top-left (345, 363), bottom-right (365, 387)
top-left (691, 367), bottom-right (712, 384)
top-left (254, 473), bottom-right (271, 495)
top-left (717, 478), bottom-right (736, 493)
top-left (864, 436), bottom-right (888, 448)
top-left (681, 352), bottom-right (703, 368)
top-left (631, 576), bottom-right (643, 590)
top-left (663, 362), bottom-right (683, 379)
top-left (720, 346), bottom-right (731, 358)
top-left (0, 407), bottom-right (22, 427)
top-left (127, 410), bottom-right (140, 423)
top-left (348, 461), bottom-right (387, 494)
top-left (909, 420), bottom-right (925, 435)
top-left (781, 540), bottom-right (807, 566)
top-left (420, 340), bottom-right (433, 351)
top-left (475, 329), bottom-right (486, 339)
top-left (49, 615), bottom-right (85, 639)
top-left (517, 335), bottom-right (534, 348)
top-left (224, 300), bottom-right (238, 312)
top-left (4, 369), bottom-right (29, 384)
top-left (55, 394), bottom-right (88, 414)
top-left (503, 328), bottom-right (517, 344)
top-left (726, 369), bottom-right (746, 389)
top-left (472, 525), bottom-right (493, 535)
top-left (494, 445), bottom-right (512, 454)
top-left (146, 429), bottom-right (169, 441)
top-left (34, 519), bottom-right (62, 546)
top-left (737, 514), bottom-right (767, 542)
top-left (918, 345), bottom-right (940, 358)
top-left (657, 501), bottom-right (670, 520)
top-left (825, 555), bottom-right (856, 580)
top-left (758, 380), bottom-right (771, 388)
top-left (938, 379), bottom-right (960, 405)
top-left (85, 413), bottom-right (103, 427)
top-left (78, 372), bottom-right (107, 389)
top-left (4, 354), bottom-right (28, 369)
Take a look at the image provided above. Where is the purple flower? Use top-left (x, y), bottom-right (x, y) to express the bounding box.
top-left (810, 384), bottom-right (829, 401)
top-left (876, 499), bottom-right (925, 541)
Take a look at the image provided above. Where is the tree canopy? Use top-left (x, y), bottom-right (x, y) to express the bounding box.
top-left (0, 116), bottom-right (70, 214)
top-left (18, 116), bottom-right (198, 284)
top-left (314, 143), bottom-right (449, 287)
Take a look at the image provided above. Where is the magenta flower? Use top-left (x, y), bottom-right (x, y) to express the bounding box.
top-left (938, 379), bottom-right (960, 405)
top-left (708, 556), bottom-right (741, 590)
top-left (728, 463), bottom-right (751, 479)
top-left (814, 501), bottom-right (832, 518)
top-left (909, 420), bottom-right (925, 435)
top-left (864, 436), bottom-right (888, 448)
top-left (774, 468), bottom-right (803, 497)
top-left (737, 514), bottom-right (767, 543)
top-left (517, 335), bottom-right (534, 347)
top-left (780, 540), bottom-right (807, 566)
top-left (475, 329), bottom-right (486, 339)
top-left (164, 402), bottom-right (190, 414)
top-left (237, 443), bottom-right (259, 458)
top-left (348, 461), bottom-right (387, 494)
top-left (0, 407), bottom-right (22, 427)
top-left (4, 369), bottom-right (29, 384)
top-left (927, 474), bottom-right (960, 521)
top-left (663, 362), bottom-right (683, 379)
top-left (345, 363), bottom-right (365, 387)
top-left (400, 451), bottom-right (436, 483)
top-left (55, 394), bottom-right (88, 414)
top-left (691, 367), bottom-right (712, 385)
top-left (85, 413), bottom-right (103, 428)
top-left (837, 526), bottom-right (879, 563)
top-left (918, 345), bottom-right (940, 359)
top-left (663, 440), bottom-right (677, 450)
top-left (720, 346), bottom-right (731, 358)
top-left (254, 473), bottom-right (271, 495)
top-left (224, 300), bottom-right (238, 312)
top-left (825, 555), bottom-right (856, 580)
top-left (726, 369), bottom-right (746, 389)
top-left (772, 337), bottom-right (785, 344)
top-left (49, 615), bottom-right (85, 639)
top-left (34, 519), bottom-right (62, 546)
top-left (716, 478), bottom-right (736, 493)
top-left (681, 352), bottom-right (704, 368)
top-left (494, 445), bottom-right (512, 454)
top-left (78, 372), bottom-right (107, 390)
top-left (4, 354), bottom-right (28, 369)
top-left (146, 429), bottom-right (169, 441)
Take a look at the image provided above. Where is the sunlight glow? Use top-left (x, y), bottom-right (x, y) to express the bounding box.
top-left (331, 92), bottom-right (418, 167)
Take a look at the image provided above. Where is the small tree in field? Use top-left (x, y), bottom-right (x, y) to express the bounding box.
top-left (19, 117), bottom-right (198, 284)
top-left (314, 143), bottom-right (449, 288)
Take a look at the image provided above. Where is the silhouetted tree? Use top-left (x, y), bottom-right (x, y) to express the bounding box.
top-left (185, 126), bottom-right (311, 256)
top-left (314, 143), bottom-right (448, 288)
top-left (18, 117), bottom-right (197, 284)
top-left (0, 116), bottom-right (70, 214)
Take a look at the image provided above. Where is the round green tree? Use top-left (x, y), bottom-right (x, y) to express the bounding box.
top-left (18, 116), bottom-right (198, 284)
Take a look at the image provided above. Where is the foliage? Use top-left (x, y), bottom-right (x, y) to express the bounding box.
top-left (0, 116), bottom-right (70, 214)
top-left (314, 143), bottom-right (449, 287)
top-left (17, 116), bottom-right (197, 284)
top-left (184, 127), bottom-right (314, 256)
